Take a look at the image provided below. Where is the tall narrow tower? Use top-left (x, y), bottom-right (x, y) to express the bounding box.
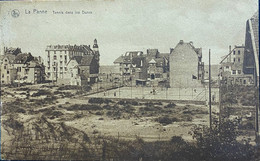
top-left (93, 39), bottom-right (99, 52)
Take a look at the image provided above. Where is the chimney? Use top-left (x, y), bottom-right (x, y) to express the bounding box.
top-left (179, 40), bottom-right (184, 44)
top-left (189, 41), bottom-right (193, 46)
top-left (170, 48), bottom-right (174, 53)
top-left (229, 45), bottom-right (231, 53)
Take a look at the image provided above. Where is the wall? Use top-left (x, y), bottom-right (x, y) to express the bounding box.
top-left (169, 43), bottom-right (202, 88)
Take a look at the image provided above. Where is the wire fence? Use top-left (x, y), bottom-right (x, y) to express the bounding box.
top-left (86, 86), bottom-right (220, 103)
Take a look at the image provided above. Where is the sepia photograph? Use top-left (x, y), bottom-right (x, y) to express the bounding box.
top-left (0, 0), bottom-right (259, 160)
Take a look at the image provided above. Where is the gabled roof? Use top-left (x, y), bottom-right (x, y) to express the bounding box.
top-left (70, 55), bottom-right (94, 66)
top-left (81, 55), bottom-right (94, 66)
top-left (13, 53), bottom-right (33, 64)
top-left (4, 47), bottom-right (22, 56)
top-left (1, 54), bottom-right (16, 63)
top-left (149, 59), bottom-right (156, 64)
top-left (113, 56), bottom-right (124, 64)
top-left (170, 40), bottom-right (202, 58)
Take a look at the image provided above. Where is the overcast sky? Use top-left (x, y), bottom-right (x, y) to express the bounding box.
top-left (0, 0), bottom-right (258, 65)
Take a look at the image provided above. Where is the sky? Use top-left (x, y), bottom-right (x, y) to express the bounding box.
top-left (0, 0), bottom-right (258, 65)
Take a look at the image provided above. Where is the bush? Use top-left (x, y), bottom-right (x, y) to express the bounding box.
top-left (88, 98), bottom-right (113, 104)
top-left (31, 89), bottom-right (52, 97)
top-left (189, 119), bottom-right (255, 161)
top-left (157, 116), bottom-right (178, 125)
top-left (164, 102), bottom-right (176, 108)
top-left (67, 104), bottom-right (102, 111)
top-left (95, 111), bottom-right (103, 115)
top-left (58, 85), bottom-right (82, 90)
top-left (16, 108), bottom-right (26, 113)
top-left (118, 100), bottom-right (139, 106)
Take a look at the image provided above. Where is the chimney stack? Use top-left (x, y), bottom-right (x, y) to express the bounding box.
top-left (229, 45), bottom-right (231, 53)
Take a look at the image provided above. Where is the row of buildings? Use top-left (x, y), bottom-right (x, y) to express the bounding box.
top-left (112, 11), bottom-right (259, 88)
top-left (0, 39), bottom-right (100, 86)
top-left (1, 12), bottom-right (258, 88)
top-left (0, 47), bottom-right (45, 85)
top-left (113, 40), bottom-right (205, 88)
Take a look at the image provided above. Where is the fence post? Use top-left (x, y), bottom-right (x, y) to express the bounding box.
top-left (102, 139), bottom-right (107, 161)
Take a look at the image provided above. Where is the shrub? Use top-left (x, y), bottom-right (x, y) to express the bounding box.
top-left (189, 119), bottom-right (255, 161)
top-left (118, 100), bottom-right (139, 106)
top-left (31, 89), bottom-right (52, 97)
top-left (58, 85), bottom-right (82, 90)
top-left (95, 111), bottom-right (102, 115)
top-left (156, 116), bottom-right (178, 125)
top-left (88, 98), bottom-right (112, 104)
top-left (67, 104), bottom-right (102, 111)
top-left (164, 102), bottom-right (176, 108)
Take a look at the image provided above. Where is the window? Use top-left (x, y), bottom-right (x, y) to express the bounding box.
top-left (48, 51), bottom-right (50, 57)
top-left (238, 50), bottom-right (240, 55)
top-left (48, 72), bottom-right (50, 76)
top-left (54, 51), bottom-right (56, 54)
top-left (238, 58), bottom-right (240, 62)
top-left (233, 51), bottom-right (235, 55)
top-left (65, 67), bottom-right (67, 71)
top-left (60, 55), bottom-right (62, 59)
top-left (25, 69), bottom-right (29, 74)
top-left (54, 55), bottom-right (57, 60)
top-left (233, 58), bottom-right (235, 62)
top-left (4, 66), bottom-right (6, 69)
top-left (60, 61), bottom-right (63, 64)
top-left (4, 59), bottom-right (7, 62)
top-left (7, 70), bottom-right (9, 74)
top-left (226, 66), bottom-right (229, 69)
top-left (238, 70), bottom-right (241, 74)
top-left (2, 74), bottom-right (4, 78)
top-left (232, 70), bottom-right (236, 74)
top-left (53, 67), bottom-right (56, 71)
top-left (2, 81), bottom-right (4, 83)
top-left (60, 67), bottom-right (63, 70)
top-left (243, 80), bottom-right (246, 84)
top-left (17, 67), bottom-right (21, 72)
top-left (48, 67), bottom-right (50, 70)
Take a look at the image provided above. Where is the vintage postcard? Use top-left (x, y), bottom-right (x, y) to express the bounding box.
top-left (0, 0), bottom-right (259, 160)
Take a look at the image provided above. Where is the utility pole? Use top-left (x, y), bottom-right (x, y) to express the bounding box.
top-left (218, 71), bottom-right (222, 128)
top-left (209, 49), bottom-right (212, 129)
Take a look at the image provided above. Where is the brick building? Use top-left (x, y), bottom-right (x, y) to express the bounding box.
top-left (169, 40), bottom-right (204, 88)
top-left (145, 49), bottom-right (169, 86)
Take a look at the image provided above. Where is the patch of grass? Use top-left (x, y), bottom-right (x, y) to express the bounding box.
top-left (67, 104), bottom-right (102, 111)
